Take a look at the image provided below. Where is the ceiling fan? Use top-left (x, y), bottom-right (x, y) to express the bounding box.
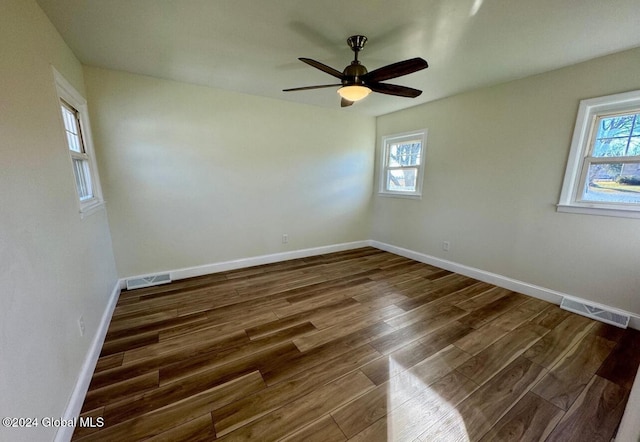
top-left (283, 35), bottom-right (428, 107)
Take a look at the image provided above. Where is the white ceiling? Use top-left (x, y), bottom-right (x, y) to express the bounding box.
top-left (36, 0), bottom-right (640, 116)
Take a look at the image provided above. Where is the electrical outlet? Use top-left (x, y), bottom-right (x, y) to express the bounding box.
top-left (442, 241), bottom-right (450, 252)
top-left (282, 234), bottom-right (288, 244)
top-left (78, 316), bottom-right (85, 337)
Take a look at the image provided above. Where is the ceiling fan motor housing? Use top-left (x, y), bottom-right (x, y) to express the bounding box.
top-left (343, 62), bottom-right (368, 86)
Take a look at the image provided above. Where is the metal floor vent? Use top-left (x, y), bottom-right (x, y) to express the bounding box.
top-left (560, 297), bottom-right (630, 329)
top-left (126, 273), bottom-right (172, 290)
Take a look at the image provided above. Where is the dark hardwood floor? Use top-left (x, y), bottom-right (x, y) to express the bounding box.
top-left (73, 247), bottom-right (640, 441)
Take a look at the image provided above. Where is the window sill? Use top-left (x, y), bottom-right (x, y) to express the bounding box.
top-left (378, 192), bottom-right (423, 200)
top-left (557, 203), bottom-right (640, 219)
top-left (79, 200), bottom-right (106, 219)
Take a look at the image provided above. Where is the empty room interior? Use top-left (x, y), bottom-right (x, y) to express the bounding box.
top-left (3, 0), bottom-right (640, 441)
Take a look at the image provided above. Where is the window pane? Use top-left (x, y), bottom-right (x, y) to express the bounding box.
top-left (581, 162), bottom-right (640, 204)
top-left (61, 106), bottom-right (77, 132)
top-left (628, 137), bottom-right (640, 156)
top-left (72, 158), bottom-right (93, 201)
top-left (596, 114), bottom-right (636, 139)
top-left (387, 168), bottom-right (417, 192)
top-left (593, 138), bottom-right (629, 157)
top-left (66, 132), bottom-right (81, 152)
top-left (593, 113), bottom-right (640, 158)
top-left (633, 119), bottom-right (640, 136)
top-left (388, 142), bottom-right (421, 167)
top-left (60, 103), bottom-right (84, 153)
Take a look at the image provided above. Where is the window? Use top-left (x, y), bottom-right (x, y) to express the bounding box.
top-left (61, 100), bottom-right (93, 201)
top-left (53, 68), bottom-right (103, 216)
top-left (558, 90), bottom-right (640, 218)
top-left (379, 129), bottom-right (427, 198)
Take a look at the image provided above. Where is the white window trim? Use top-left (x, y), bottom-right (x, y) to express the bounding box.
top-left (378, 129), bottom-right (428, 199)
top-left (558, 90), bottom-right (640, 219)
top-left (53, 67), bottom-right (105, 218)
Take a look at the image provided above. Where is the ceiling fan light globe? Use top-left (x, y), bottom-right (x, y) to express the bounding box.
top-left (337, 85), bottom-right (371, 102)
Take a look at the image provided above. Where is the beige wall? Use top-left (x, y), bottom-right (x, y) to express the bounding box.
top-left (373, 47), bottom-right (640, 315)
top-left (0, 1), bottom-right (118, 440)
top-left (83, 67), bottom-right (375, 277)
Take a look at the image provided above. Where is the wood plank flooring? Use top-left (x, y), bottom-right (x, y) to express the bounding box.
top-left (73, 247), bottom-right (640, 441)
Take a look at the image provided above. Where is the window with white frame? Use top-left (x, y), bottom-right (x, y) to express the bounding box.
top-left (379, 129), bottom-right (427, 198)
top-left (558, 90), bottom-right (640, 218)
top-left (53, 68), bottom-right (103, 216)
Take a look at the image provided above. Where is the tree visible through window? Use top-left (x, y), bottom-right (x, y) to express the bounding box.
top-left (379, 130), bottom-right (427, 197)
top-left (583, 112), bottom-right (640, 204)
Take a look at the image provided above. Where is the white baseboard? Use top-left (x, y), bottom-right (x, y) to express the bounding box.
top-left (369, 240), bottom-right (640, 330)
top-left (121, 240), bottom-right (371, 288)
top-left (54, 280), bottom-right (121, 442)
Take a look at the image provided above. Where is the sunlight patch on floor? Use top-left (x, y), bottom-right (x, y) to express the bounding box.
top-left (386, 356), bottom-right (470, 441)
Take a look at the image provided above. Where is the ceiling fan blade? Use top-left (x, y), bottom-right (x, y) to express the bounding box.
top-left (299, 58), bottom-right (344, 79)
top-left (283, 84), bottom-right (342, 92)
top-left (341, 98), bottom-right (354, 107)
top-left (368, 82), bottom-right (423, 98)
top-left (364, 57), bottom-right (428, 83)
